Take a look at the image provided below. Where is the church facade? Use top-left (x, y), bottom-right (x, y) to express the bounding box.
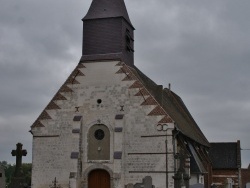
top-left (30, 1), bottom-right (211, 188)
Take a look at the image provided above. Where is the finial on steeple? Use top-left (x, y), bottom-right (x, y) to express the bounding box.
top-left (83, 0), bottom-right (133, 28)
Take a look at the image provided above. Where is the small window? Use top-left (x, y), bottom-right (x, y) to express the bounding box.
top-left (0, 173), bottom-right (2, 177)
top-left (97, 99), bottom-right (102, 104)
top-left (94, 129), bottom-right (105, 140)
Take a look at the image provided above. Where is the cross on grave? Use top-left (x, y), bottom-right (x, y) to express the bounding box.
top-left (11, 143), bottom-right (27, 177)
top-left (49, 177), bottom-right (62, 188)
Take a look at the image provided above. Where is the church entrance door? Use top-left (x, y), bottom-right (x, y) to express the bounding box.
top-left (88, 169), bottom-right (110, 188)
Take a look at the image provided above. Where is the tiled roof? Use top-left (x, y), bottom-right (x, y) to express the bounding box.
top-left (129, 65), bottom-right (210, 147)
top-left (209, 142), bottom-right (241, 169)
top-left (83, 0), bottom-right (133, 27)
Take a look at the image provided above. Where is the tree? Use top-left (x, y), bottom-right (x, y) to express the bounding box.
top-left (0, 161), bottom-right (31, 187)
top-left (21, 163), bottom-right (32, 186)
top-left (0, 161), bottom-right (14, 185)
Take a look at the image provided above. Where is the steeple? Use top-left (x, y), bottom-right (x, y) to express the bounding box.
top-left (80, 0), bottom-right (135, 66)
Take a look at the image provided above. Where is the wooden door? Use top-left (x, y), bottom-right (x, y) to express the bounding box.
top-left (88, 169), bottom-right (110, 188)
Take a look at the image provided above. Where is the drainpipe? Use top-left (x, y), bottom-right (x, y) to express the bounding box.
top-left (173, 128), bottom-right (180, 173)
top-left (166, 137), bottom-right (168, 188)
top-left (237, 140), bottom-right (241, 188)
top-left (158, 124), bottom-right (172, 188)
top-left (165, 126), bottom-right (179, 188)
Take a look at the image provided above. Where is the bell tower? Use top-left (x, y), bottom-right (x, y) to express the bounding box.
top-left (80, 0), bottom-right (134, 66)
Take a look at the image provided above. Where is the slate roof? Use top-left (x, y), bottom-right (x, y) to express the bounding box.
top-left (209, 142), bottom-right (241, 169)
top-left (83, 0), bottom-right (133, 27)
top-left (129, 65), bottom-right (210, 147)
top-left (188, 142), bottom-right (207, 173)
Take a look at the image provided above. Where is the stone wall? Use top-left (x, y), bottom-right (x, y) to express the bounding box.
top-left (31, 61), bottom-right (176, 188)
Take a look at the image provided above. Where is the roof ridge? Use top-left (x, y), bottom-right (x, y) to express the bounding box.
top-left (167, 90), bottom-right (209, 145)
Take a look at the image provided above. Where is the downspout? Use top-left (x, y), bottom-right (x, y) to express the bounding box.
top-left (237, 140), bottom-right (241, 188)
top-left (166, 127), bottom-right (175, 188)
top-left (163, 125), bottom-right (176, 188)
top-left (166, 137), bottom-right (168, 188)
top-left (173, 128), bottom-right (180, 173)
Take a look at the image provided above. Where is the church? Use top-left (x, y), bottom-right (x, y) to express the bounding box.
top-left (30, 0), bottom-right (211, 188)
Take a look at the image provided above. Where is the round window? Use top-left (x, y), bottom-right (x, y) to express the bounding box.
top-left (94, 129), bottom-right (105, 140)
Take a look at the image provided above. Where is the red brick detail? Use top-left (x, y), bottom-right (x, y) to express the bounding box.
top-left (116, 65), bottom-right (131, 74)
top-left (53, 93), bottom-right (67, 100)
top-left (242, 168), bottom-right (250, 188)
top-left (141, 96), bottom-right (158, 105)
top-left (158, 115), bottom-right (173, 123)
top-left (39, 111), bottom-right (52, 120)
top-left (65, 77), bottom-right (80, 84)
top-left (122, 65), bottom-right (131, 73)
top-left (115, 67), bottom-right (126, 74)
top-left (148, 106), bottom-right (166, 116)
top-left (129, 81), bottom-right (143, 89)
top-left (78, 63), bottom-right (86, 68)
top-left (59, 85), bottom-right (73, 93)
top-left (115, 61), bottom-right (123, 66)
top-left (46, 101), bottom-right (61, 110)
top-left (77, 70), bottom-right (85, 76)
top-left (122, 74), bottom-right (137, 81)
top-left (71, 69), bottom-right (85, 77)
top-left (135, 88), bottom-right (150, 96)
top-left (31, 120), bottom-right (45, 128)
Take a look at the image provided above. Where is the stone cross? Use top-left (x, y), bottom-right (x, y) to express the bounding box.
top-left (175, 152), bottom-right (188, 172)
top-left (11, 143), bottom-right (27, 177)
top-left (173, 151), bottom-right (190, 188)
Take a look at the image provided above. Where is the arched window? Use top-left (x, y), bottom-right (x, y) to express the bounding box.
top-left (88, 124), bottom-right (110, 160)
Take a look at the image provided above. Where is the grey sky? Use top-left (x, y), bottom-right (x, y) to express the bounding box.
top-left (0, 0), bottom-right (249, 167)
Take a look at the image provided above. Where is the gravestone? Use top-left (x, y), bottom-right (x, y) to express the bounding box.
top-left (9, 143), bottom-right (28, 188)
top-left (225, 178), bottom-right (234, 188)
top-left (0, 165), bottom-right (6, 188)
top-left (126, 176), bottom-right (155, 188)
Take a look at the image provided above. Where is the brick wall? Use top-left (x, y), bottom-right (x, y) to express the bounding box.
top-left (212, 169), bottom-right (240, 188)
top-left (241, 166), bottom-right (250, 188)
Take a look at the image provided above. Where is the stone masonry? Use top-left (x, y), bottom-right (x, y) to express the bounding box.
top-left (31, 61), bottom-right (176, 188)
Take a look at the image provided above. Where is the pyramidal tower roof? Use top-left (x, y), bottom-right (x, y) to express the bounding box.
top-left (81, 0), bottom-right (135, 66)
top-left (83, 0), bottom-right (133, 27)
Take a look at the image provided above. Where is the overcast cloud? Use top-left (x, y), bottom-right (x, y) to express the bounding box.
top-left (0, 0), bottom-right (250, 167)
